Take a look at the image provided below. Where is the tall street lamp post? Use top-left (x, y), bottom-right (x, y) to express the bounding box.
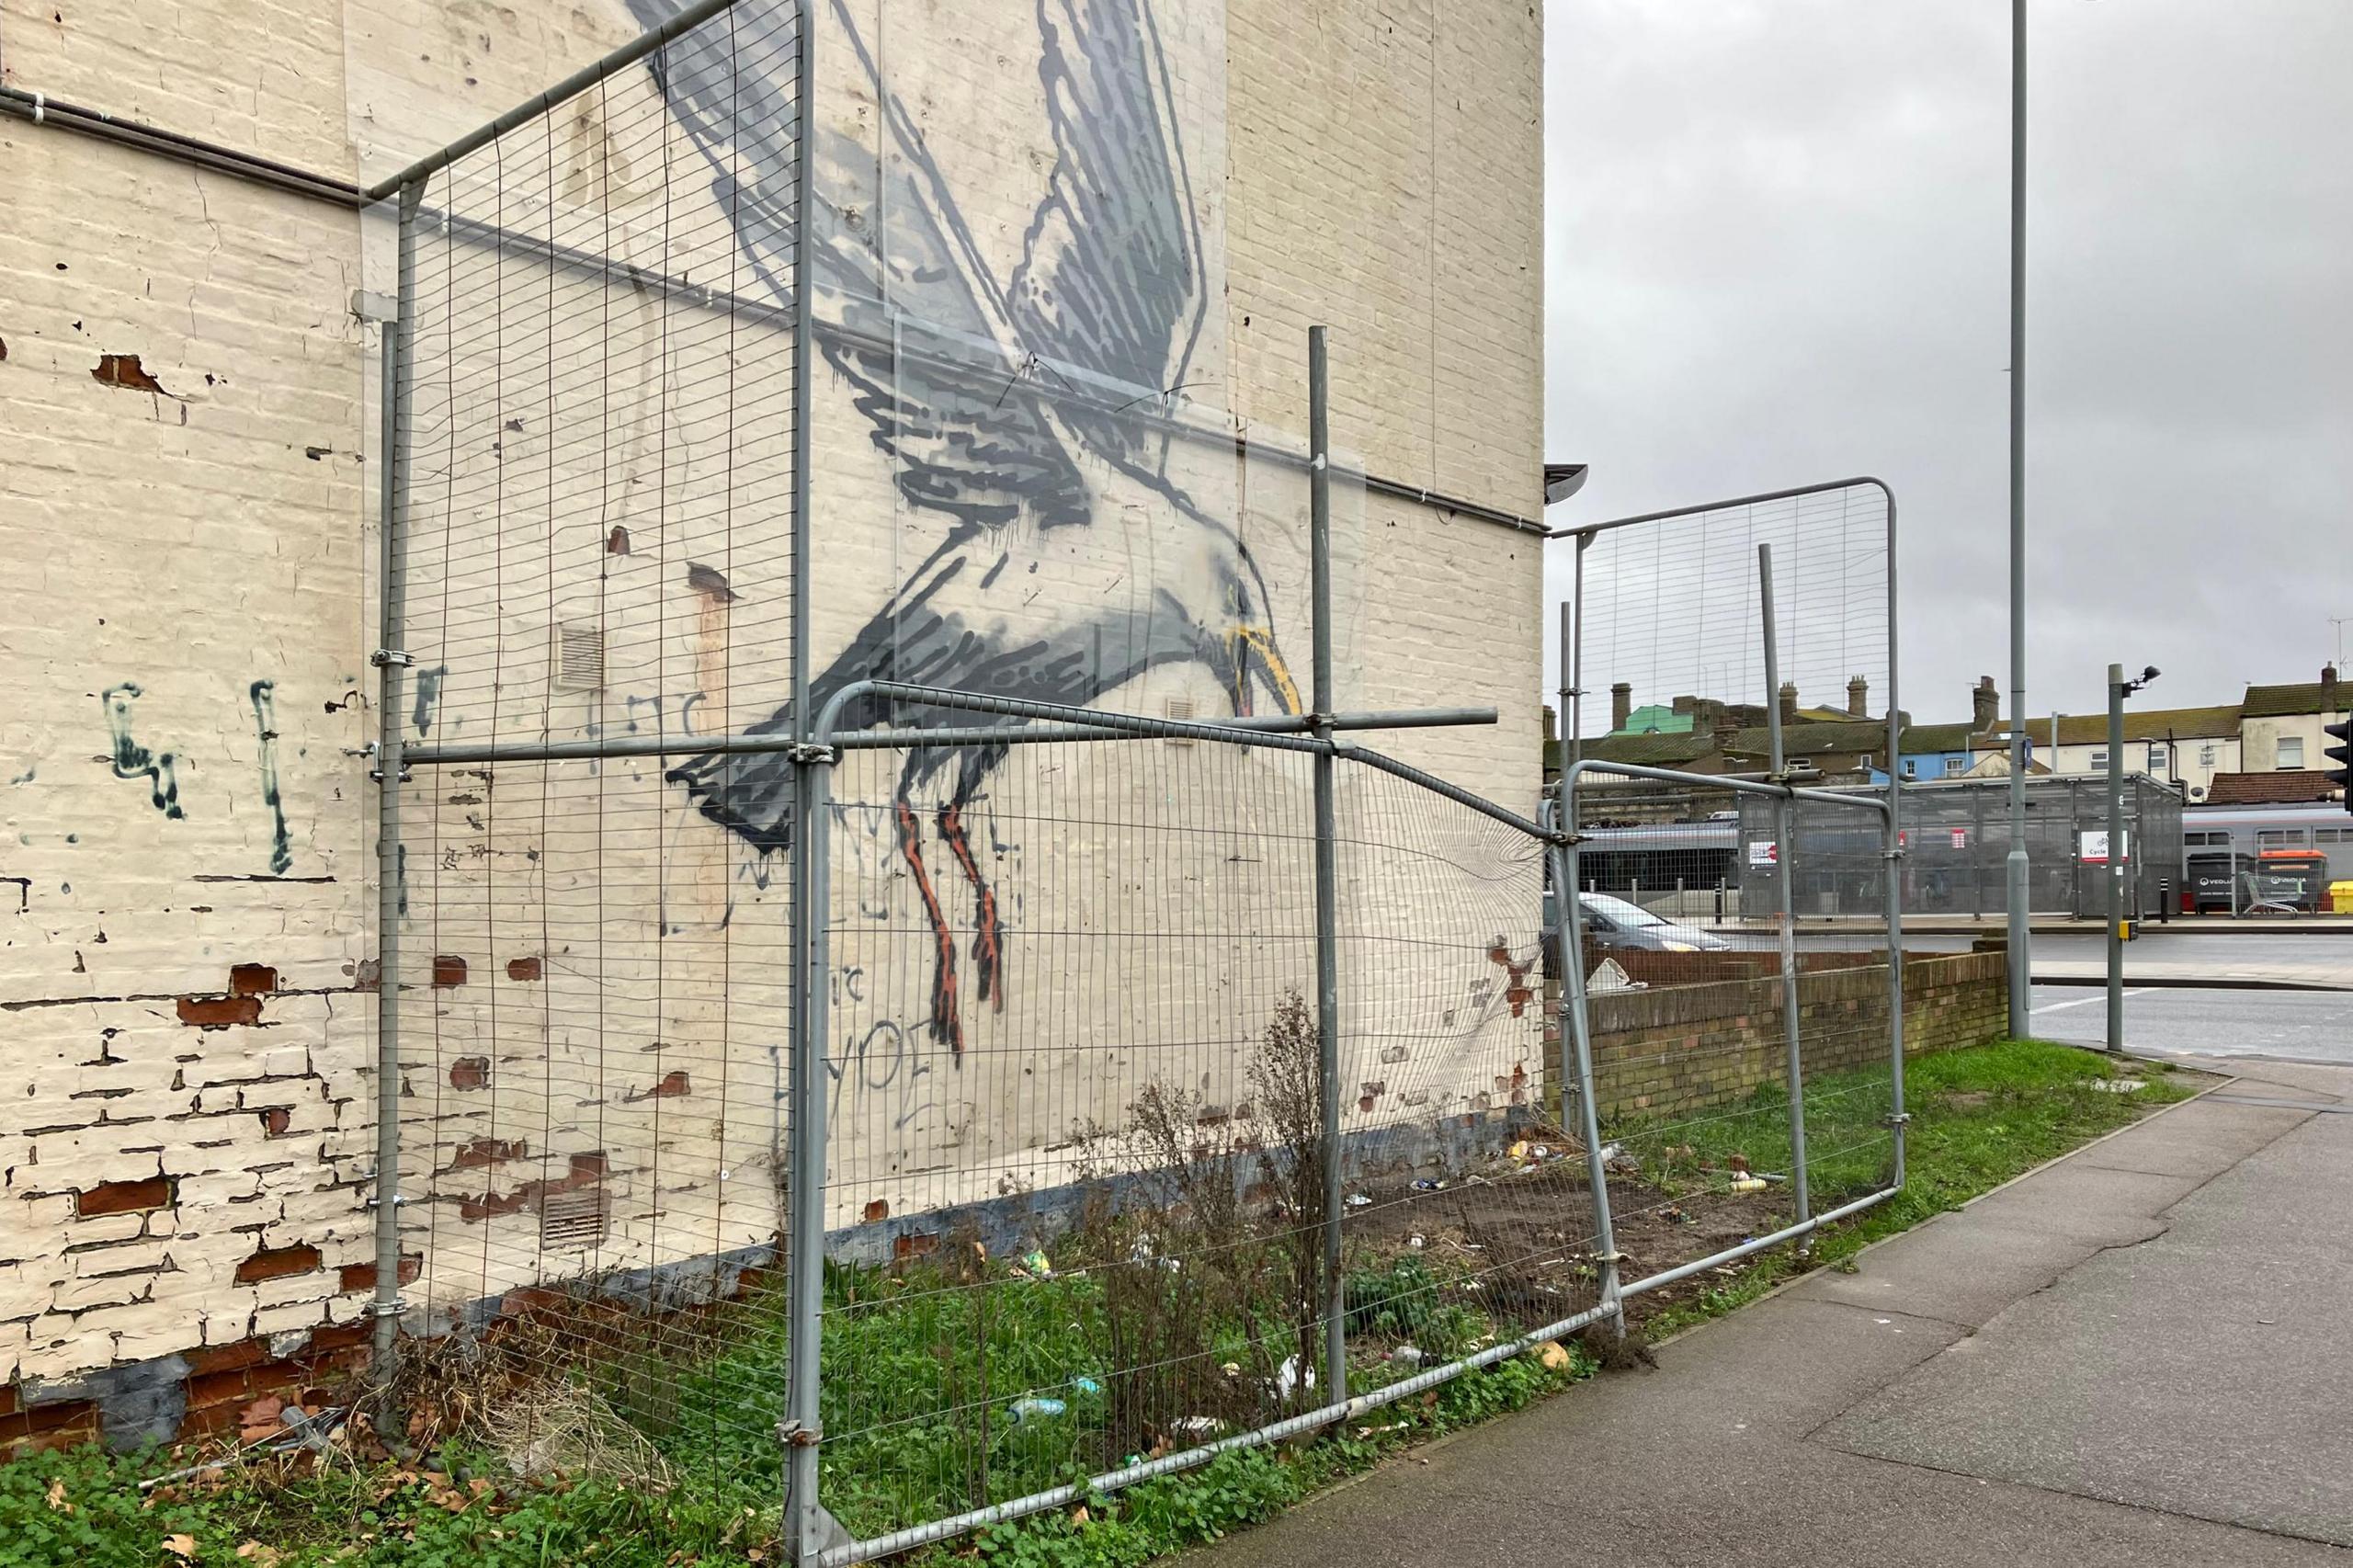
top-left (2006, 0), bottom-right (2032, 1035)
top-left (2108, 663), bottom-right (2159, 1052)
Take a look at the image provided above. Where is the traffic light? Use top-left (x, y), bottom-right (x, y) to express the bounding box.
top-left (2327, 718), bottom-right (2353, 815)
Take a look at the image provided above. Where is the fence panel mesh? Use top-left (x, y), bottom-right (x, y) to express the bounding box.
top-left (1558, 483), bottom-right (1902, 1318)
top-left (811, 734), bottom-right (1322, 1540)
top-left (1563, 772), bottom-right (1895, 1316)
top-left (384, 0), bottom-right (806, 1501)
top-left (1333, 770), bottom-right (1593, 1379)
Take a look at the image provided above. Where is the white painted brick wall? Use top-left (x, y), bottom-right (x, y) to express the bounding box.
top-left (0, 0), bottom-right (1542, 1401)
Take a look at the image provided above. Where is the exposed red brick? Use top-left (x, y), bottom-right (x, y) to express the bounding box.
top-left (90, 352), bottom-right (169, 394)
top-left (444, 1137), bottom-right (525, 1173)
top-left (431, 955), bottom-right (468, 988)
top-left (0, 1397), bottom-right (99, 1459)
top-left (234, 1243), bottom-right (322, 1284)
top-left (185, 1338), bottom-right (271, 1377)
top-left (892, 1231), bottom-right (939, 1259)
top-left (863, 1198), bottom-right (890, 1223)
top-left (626, 1069), bottom-right (690, 1103)
top-left (178, 994), bottom-right (262, 1028)
top-left (449, 1055), bottom-right (490, 1090)
top-left (338, 1253), bottom-right (421, 1293)
top-left (568, 1151), bottom-right (608, 1181)
top-left (74, 1174), bottom-right (173, 1217)
top-left (457, 1187), bottom-right (534, 1222)
top-left (308, 1321), bottom-right (370, 1355)
top-left (258, 1107), bottom-right (292, 1136)
top-left (607, 524), bottom-right (631, 554)
top-left (505, 956), bottom-right (543, 981)
top-left (229, 962), bottom-right (278, 996)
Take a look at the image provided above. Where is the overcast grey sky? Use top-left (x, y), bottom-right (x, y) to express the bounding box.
top-left (1542, 0), bottom-right (2353, 728)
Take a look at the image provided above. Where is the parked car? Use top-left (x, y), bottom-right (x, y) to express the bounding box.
top-left (1574, 892), bottom-right (1731, 952)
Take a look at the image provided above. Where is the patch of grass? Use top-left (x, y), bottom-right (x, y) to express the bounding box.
top-left (0, 1039), bottom-right (2187, 1568)
top-left (1639, 1039), bottom-right (2192, 1336)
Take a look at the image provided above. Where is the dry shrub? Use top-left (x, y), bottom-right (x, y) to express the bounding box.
top-left (376, 1279), bottom-right (734, 1470)
top-left (1074, 990), bottom-right (1333, 1461)
top-left (480, 1379), bottom-right (677, 1487)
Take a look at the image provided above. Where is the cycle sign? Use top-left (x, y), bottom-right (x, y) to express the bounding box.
top-left (2078, 829), bottom-right (2130, 864)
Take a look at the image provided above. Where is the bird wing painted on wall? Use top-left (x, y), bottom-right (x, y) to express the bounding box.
top-left (1007, 0), bottom-right (1210, 481)
top-left (627, 0), bottom-right (1210, 538)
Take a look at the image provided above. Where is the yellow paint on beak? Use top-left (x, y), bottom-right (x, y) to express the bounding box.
top-left (1229, 626), bottom-right (1302, 716)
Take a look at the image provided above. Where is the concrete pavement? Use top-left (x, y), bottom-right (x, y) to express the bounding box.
top-left (1187, 1062), bottom-right (2353, 1566)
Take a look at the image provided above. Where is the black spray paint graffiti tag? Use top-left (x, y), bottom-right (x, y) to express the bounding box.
top-left (100, 683), bottom-right (183, 818)
top-left (250, 678), bottom-right (292, 875)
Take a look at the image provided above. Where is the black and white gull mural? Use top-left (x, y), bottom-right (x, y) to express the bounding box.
top-left (626, 0), bottom-right (1300, 1057)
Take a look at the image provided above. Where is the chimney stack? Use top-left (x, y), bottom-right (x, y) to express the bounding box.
top-left (1611, 682), bottom-right (1631, 732)
top-left (1972, 675), bottom-right (1999, 733)
top-left (2325, 664), bottom-right (2342, 713)
top-left (1778, 682), bottom-right (1799, 725)
top-left (1847, 676), bottom-right (1869, 719)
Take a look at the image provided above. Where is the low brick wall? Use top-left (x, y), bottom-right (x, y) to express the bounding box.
top-left (1581, 949), bottom-right (2007, 1121)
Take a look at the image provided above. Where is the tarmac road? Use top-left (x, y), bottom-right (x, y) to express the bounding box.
top-left (2029, 983), bottom-right (2353, 1064)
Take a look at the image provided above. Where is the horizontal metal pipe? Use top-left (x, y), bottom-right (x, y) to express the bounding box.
top-left (1563, 757), bottom-right (1891, 814)
top-left (1333, 742), bottom-right (1552, 840)
top-left (1341, 1300), bottom-right (1616, 1414)
top-left (1549, 476), bottom-right (1894, 541)
top-left (0, 85), bottom-right (365, 207)
top-left (818, 1395), bottom-right (1352, 1567)
top-left (404, 703), bottom-right (1496, 767)
top-left (813, 680), bottom-right (1314, 756)
top-left (1361, 473), bottom-right (1543, 537)
top-left (1617, 1185), bottom-right (1897, 1300)
top-left (821, 1296), bottom-right (1619, 1567)
top-left (835, 706), bottom-right (1497, 751)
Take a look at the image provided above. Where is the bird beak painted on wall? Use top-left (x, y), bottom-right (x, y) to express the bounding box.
top-left (1227, 625), bottom-right (1302, 719)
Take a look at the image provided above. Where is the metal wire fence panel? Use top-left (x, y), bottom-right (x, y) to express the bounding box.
top-left (1883, 775), bottom-right (2184, 917)
top-left (400, 22), bottom-right (806, 754)
top-left (377, 0), bottom-right (809, 1507)
top-left (386, 747), bottom-right (798, 1472)
top-left (1562, 770), bottom-right (1898, 1305)
top-left (1566, 484), bottom-right (1893, 782)
top-left (1332, 770), bottom-right (1597, 1357)
top-left (812, 735), bottom-right (1324, 1543)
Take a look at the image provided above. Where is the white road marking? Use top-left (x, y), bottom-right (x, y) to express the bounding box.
top-left (2031, 987), bottom-right (2155, 1015)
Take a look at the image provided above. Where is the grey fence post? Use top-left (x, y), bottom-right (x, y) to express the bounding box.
top-left (1307, 326), bottom-right (1346, 1400)
top-left (1756, 544), bottom-right (1811, 1230)
top-left (787, 747), bottom-right (836, 1562)
top-left (785, 2), bottom-right (825, 1555)
top-left (369, 177), bottom-right (422, 1385)
top-left (1881, 488), bottom-right (1908, 1188)
top-left (1552, 803), bottom-right (1622, 1335)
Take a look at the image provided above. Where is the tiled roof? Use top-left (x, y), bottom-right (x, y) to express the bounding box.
top-left (2203, 770), bottom-right (2345, 806)
top-left (1575, 731), bottom-right (1717, 767)
top-left (1723, 719), bottom-right (1888, 758)
top-left (2243, 681), bottom-right (2345, 718)
top-left (1897, 722), bottom-right (1982, 754)
top-left (1994, 705), bottom-right (2241, 747)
